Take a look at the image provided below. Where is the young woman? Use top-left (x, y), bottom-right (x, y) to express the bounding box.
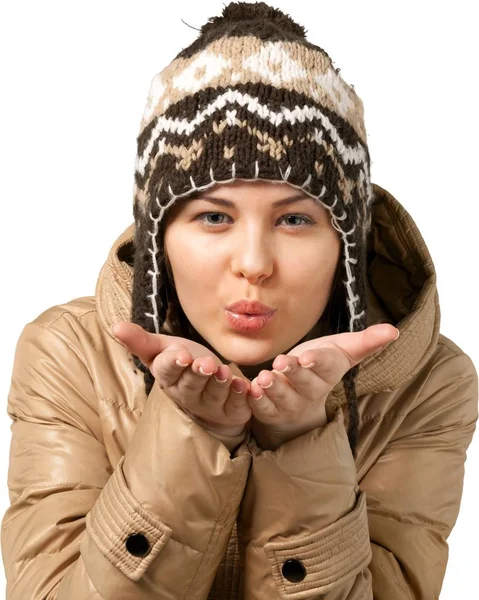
top-left (2, 2), bottom-right (477, 599)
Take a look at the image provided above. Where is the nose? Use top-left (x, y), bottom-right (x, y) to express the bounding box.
top-left (230, 230), bottom-right (274, 285)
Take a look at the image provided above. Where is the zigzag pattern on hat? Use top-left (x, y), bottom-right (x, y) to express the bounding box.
top-left (135, 88), bottom-right (368, 183)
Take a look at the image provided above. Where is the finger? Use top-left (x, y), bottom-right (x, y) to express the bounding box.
top-left (308, 323), bottom-right (398, 350)
top-left (190, 356), bottom-right (220, 378)
top-left (256, 370), bottom-right (310, 415)
top-left (171, 357), bottom-right (223, 406)
top-left (271, 349), bottom-right (337, 404)
top-left (298, 346), bottom-right (347, 387)
top-left (151, 348), bottom-right (192, 387)
top-left (334, 324), bottom-right (399, 366)
top-left (271, 354), bottom-right (296, 375)
top-left (201, 365), bottom-right (233, 406)
top-left (196, 368), bottom-right (251, 424)
top-left (222, 378), bottom-right (252, 422)
top-left (247, 376), bottom-right (280, 419)
top-left (287, 324), bottom-right (398, 370)
top-left (112, 321), bottom-right (184, 368)
top-left (213, 364), bottom-right (231, 384)
top-left (273, 353), bottom-right (329, 376)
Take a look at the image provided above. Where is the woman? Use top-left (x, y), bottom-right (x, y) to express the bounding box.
top-left (2, 2), bottom-right (477, 599)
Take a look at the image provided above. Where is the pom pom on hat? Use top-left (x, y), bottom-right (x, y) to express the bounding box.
top-left (200, 1), bottom-right (308, 39)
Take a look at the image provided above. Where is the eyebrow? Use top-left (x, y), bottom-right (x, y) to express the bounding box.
top-left (189, 192), bottom-right (316, 208)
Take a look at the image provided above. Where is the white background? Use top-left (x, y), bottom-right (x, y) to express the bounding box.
top-left (1, 1), bottom-right (477, 597)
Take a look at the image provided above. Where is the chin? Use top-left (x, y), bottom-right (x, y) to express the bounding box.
top-left (215, 347), bottom-right (272, 366)
top-left (212, 335), bottom-right (280, 365)
top-left (227, 353), bottom-right (269, 366)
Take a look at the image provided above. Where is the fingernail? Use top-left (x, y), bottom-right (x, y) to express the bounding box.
top-left (259, 380), bottom-right (273, 389)
top-left (231, 378), bottom-right (243, 394)
top-left (301, 362), bottom-right (315, 369)
top-left (111, 324), bottom-right (126, 347)
top-left (214, 375), bottom-right (228, 383)
top-left (250, 378), bottom-right (262, 399)
top-left (274, 364), bottom-right (291, 373)
top-left (394, 328), bottom-right (400, 340)
top-left (199, 366), bottom-right (214, 376)
top-left (175, 359), bottom-right (189, 367)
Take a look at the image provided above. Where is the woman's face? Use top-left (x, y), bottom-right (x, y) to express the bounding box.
top-left (163, 179), bottom-right (341, 366)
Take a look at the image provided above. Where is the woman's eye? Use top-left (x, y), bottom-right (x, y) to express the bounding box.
top-left (194, 212), bottom-right (315, 228)
top-left (195, 212), bottom-right (232, 226)
top-left (279, 214), bottom-right (315, 227)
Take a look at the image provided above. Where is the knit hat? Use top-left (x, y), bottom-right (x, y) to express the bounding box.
top-left (130, 1), bottom-right (373, 459)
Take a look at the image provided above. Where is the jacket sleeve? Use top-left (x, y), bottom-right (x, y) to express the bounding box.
top-left (1, 319), bottom-right (252, 599)
top-left (237, 350), bottom-right (478, 599)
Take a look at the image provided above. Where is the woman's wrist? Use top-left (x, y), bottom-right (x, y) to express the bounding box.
top-left (203, 422), bottom-right (246, 436)
top-left (252, 407), bottom-right (328, 451)
top-left (181, 406), bottom-right (246, 436)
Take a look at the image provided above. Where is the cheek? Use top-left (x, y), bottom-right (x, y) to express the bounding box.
top-left (282, 235), bottom-right (340, 286)
top-left (164, 229), bottom-right (221, 294)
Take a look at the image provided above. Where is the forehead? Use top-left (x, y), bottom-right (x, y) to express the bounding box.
top-left (193, 179), bottom-right (300, 198)
top-left (183, 179), bottom-right (326, 207)
top-left (164, 179), bottom-right (330, 224)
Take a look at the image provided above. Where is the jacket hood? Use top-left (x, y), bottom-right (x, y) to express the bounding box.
top-left (95, 182), bottom-right (440, 409)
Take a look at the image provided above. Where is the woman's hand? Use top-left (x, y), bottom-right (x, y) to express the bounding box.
top-left (111, 322), bottom-right (252, 436)
top-left (247, 324), bottom-right (400, 450)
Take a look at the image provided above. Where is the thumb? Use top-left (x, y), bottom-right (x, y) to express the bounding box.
top-left (111, 321), bottom-right (173, 368)
top-left (334, 324), bottom-right (399, 367)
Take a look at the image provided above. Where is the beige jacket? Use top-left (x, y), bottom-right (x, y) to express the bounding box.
top-left (2, 183), bottom-right (478, 599)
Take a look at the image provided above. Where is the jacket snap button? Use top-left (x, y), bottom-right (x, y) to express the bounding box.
top-left (125, 532), bottom-right (151, 557)
top-left (282, 558), bottom-right (306, 582)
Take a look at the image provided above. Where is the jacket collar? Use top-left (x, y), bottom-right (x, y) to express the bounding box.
top-left (95, 183), bottom-right (440, 408)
